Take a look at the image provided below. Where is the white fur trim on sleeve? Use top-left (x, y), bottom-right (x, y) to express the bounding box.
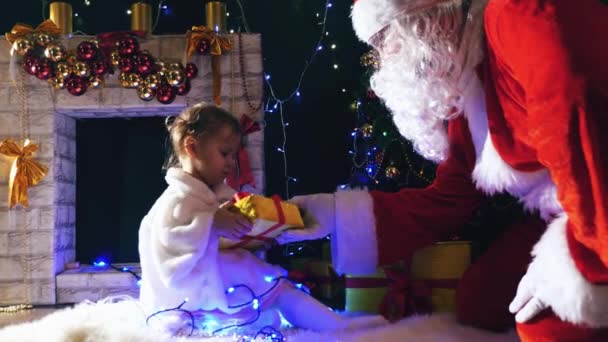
top-left (527, 214), bottom-right (608, 327)
top-left (331, 190), bottom-right (378, 275)
top-left (463, 75), bottom-right (562, 220)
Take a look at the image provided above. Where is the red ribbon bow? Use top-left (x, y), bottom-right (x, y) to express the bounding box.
top-left (378, 267), bottom-right (433, 321)
top-left (288, 269), bottom-right (318, 292)
top-left (226, 115), bottom-right (261, 191)
top-left (229, 192), bottom-right (284, 250)
top-left (288, 263), bottom-right (340, 297)
top-left (96, 31), bottom-right (146, 59)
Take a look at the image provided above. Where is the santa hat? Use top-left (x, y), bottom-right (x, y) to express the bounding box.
top-left (351, 0), bottom-right (461, 43)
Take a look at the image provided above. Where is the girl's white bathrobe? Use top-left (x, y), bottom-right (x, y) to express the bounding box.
top-left (138, 168), bottom-right (287, 314)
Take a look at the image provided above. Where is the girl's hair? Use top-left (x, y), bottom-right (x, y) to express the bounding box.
top-left (163, 102), bottom-right (241, 170)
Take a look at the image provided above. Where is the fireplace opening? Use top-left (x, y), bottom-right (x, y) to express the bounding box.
top-left (76, 116), bottom-right (168, 264)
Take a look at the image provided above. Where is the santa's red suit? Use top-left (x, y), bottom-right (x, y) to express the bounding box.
top-left (288, 0), bottom-right (608, 340)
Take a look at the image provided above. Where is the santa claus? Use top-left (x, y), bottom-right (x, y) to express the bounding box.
top-left (277, 0), bottom-right (608, 340)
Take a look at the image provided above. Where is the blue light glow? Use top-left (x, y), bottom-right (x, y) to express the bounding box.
top-left (93, 260), bottom-right (106, 267)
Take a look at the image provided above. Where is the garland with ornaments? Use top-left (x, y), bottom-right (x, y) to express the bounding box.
top-left (5, 20), bottom-right (232, 105)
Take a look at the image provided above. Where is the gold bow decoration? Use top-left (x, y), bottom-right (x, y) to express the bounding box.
top-left (185, 25), bottom-right (233, 58)
top-left (5, 19), bottom-right (62, 45)
top-left (186, 26), bottom-right (233, 105)
top-left (0, 139), bottom-right (48, 209)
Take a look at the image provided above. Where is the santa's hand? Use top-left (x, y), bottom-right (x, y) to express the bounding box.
top-left (509, 273), bottom-right (548, 323)
top-left (275, 193), bottom-right (335, 244)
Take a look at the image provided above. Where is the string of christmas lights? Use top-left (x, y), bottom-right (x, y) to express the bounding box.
top-left (144, 275), bottom-right (306, 340)
top-left (91, 257), bottom-right (303, 339)
top-left (235, 0), bottom-right (334, 198)
top-left (92, 260), bottom-right (143, 286)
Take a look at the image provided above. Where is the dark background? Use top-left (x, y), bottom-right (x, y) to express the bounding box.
top-left (0, 0), bottom-right (368, 262)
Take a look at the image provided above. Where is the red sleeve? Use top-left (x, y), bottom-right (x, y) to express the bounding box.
top-left (371, 117), bottom-right (485, 266)
top-left (485, 0), bottom-right (608, 283)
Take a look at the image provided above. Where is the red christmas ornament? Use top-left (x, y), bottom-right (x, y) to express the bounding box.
top-left (116, 37), bottom-right (139, 56)
top-left (90, 60), bottom-right (109, 76)
top-left (184, 62), bottom-right (198, 79)
top-left (35, 59), bottom-right (54, 80)
top-left (176, 79), bottom-right (191, 96)
top-left (76, 41), bottom-right (98, 61)
top-left (196, 39), bottom-right (210, 54)
top-left (367, 89), bottom-right (377, 99)
top-left (22, 56), bottom-right (38, 75)
top-left (118, 56), bottom-right (135, 73)
top-left (135, 52), bottom-right (155, 75)
top-left (156, 84), bottom-right (176, 104)
top-left (66, 76), bottom-right (88, 96)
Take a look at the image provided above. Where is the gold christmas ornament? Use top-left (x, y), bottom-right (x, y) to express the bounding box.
top-left (385, 166), bottom-right (400, 179)
top-left (55, 62), bottom-right (70, 79)
top-left (34, 32), bottom-right (54, 46)
top-left (44, 43), bottom-right (66, 62)
top-left (127, 73), bottom-right (143, 88)
top-left (119, 72), bottom-right (131, 88)
top-left (110, 50), bottom-right (121, 66)
top-left (66, 53), bottom-right (78, 66)
top-left (144, 73), bottom-right (161, 89)
top-left (361, 123), bottom-right (374, 138)
top-left (72, 62), bottom-right (89, 77)
top-left (48, 77), bottom-right (65, 90)
top-left (12, 38), bottom-right (34, 56)
top-left (166, 69), bottom-right (185, 87)
top-left (360, 51), bottom-right (379, 68)
top-left (5, 20), bottom-right (61, 46)
top-left (167, 62), bottom-right (183, 71)
top-left (88, 75), bottom-right (104, 89)
top-left (155, 61), bottom-right (167, 76)
top-left (137, 85), bottom-right (155, 101)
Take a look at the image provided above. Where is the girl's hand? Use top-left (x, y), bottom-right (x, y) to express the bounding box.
top-left (213, 203), bottom-right (253, 240)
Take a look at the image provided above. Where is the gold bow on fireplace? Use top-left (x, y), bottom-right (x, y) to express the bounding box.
top-left (0, 139), bottom-right (48, 209)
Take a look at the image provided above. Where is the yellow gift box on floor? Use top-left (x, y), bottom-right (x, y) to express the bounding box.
top-left (345, 268), bottom-right (389, 313)
top-left (219, 193), bottom-right (305, 250)
top-left (411, 241), bottom-right (471, 312)
top-left (345, 241), bottom-right (471, 315)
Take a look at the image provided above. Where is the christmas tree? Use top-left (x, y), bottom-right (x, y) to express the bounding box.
top-left (347, 51), bottom-right (436, 192)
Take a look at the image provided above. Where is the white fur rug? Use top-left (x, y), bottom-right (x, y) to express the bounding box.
top-left (0, 298), bottom-right (519, 342)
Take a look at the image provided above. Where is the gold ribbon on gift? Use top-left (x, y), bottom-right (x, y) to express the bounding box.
top-left (186, 26), bottom-right (232, 105)
top-left (0, 139), bottom-right (48, 208)
top-left (5, 19), bottom-right (62, 45)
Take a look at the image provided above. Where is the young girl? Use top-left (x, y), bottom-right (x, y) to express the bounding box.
top-left (138, 103), bottom-right (384, 334)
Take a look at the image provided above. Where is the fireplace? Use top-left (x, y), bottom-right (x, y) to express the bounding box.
top-left (0, 34), bottom-right (264, 305)
top-left (75, 116), bottom-right (167, 264)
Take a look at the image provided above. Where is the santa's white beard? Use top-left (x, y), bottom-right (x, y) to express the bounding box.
top-left (368, 0), bottom-right (487, 163)
top-left (370, 60), bottom-right (452, 163)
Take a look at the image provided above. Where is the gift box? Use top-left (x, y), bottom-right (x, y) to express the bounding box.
top-left (219, 193), bottom-right (305, 250)
top-left (344, 241), bottom-right (471, 318)
top-left (410, 240), bottom-right (471, 312)
top-left (345, 268), bottom-right (389, 313)
top-left (305, 261), bottom-right (340, 300)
